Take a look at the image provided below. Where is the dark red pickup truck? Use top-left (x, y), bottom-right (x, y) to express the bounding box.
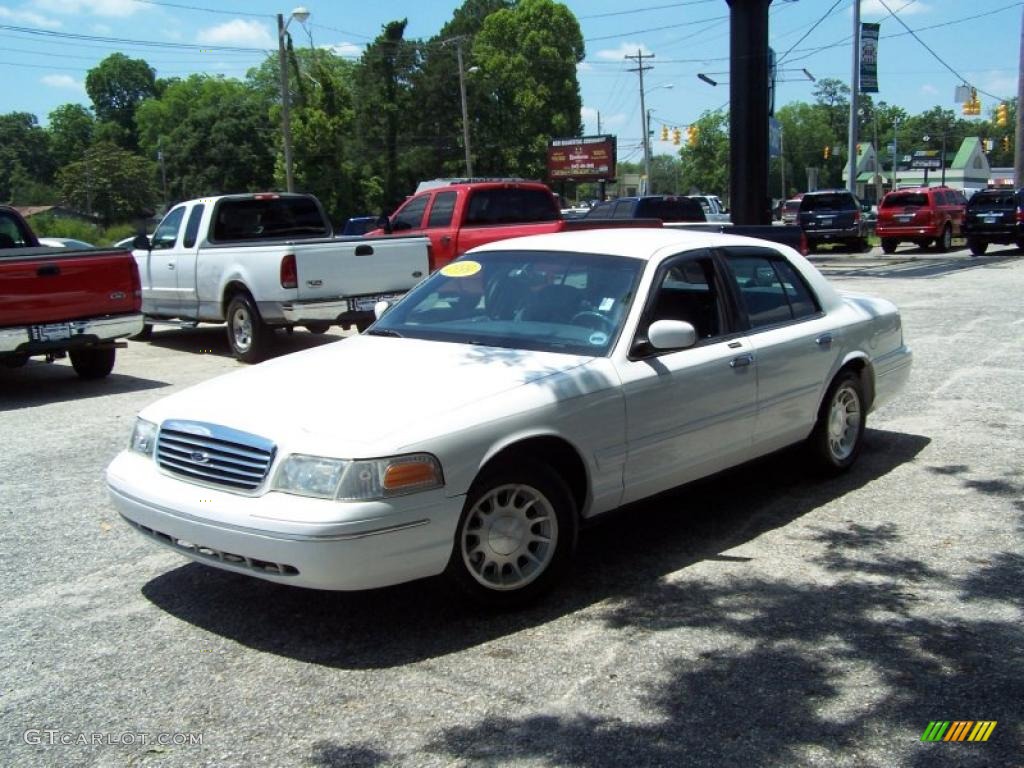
top-left (0, 205), bottom-right (143, 379)
top-left (368, 180), bottom-right (805, 272)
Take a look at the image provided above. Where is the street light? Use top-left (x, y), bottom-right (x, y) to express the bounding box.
top-left (278, 6), bottom-right (310, 193)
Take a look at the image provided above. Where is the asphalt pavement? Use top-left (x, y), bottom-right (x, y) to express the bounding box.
top-left (2, 241), bottom-right (1022, 767)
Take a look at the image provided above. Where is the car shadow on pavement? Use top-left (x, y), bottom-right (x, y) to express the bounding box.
top-left (819, 250), bottom-right (1024, 280)
top-left (142, 428), bottom-right (931, 671)
top-left (142, 325), bottom-right (346, 360)
top-left (0, 361), bottom-right (167, 411)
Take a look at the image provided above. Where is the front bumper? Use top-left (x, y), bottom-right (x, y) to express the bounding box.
top-left (106, 451), bottom-right (462, 591)
top-left (0, 313), bottom-right (143, 355)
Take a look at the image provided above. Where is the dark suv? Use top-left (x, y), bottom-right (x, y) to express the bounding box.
top-left (962, 188), bottom-right (1024, 255)
top-left (584, 195), bottom-right (706, 222)
top-left (797, 190), bottom-right (869, 252)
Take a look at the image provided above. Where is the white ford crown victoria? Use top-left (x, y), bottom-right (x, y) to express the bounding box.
top-left (107, 229), bottom-right (911, 605)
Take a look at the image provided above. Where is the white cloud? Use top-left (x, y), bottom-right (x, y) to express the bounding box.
top-left (594, 42), bottom-right (653, 62)
top-left (41, 73), bottom-right (84, 91)
top-left (35, 0), bottom-right (139, 17)
top-left (969, 70), bottom-right (1016, 101)
top-left (920, 83), bottom-right (938, 95)
top-left (0, 5), bottom-right (62, 28)
top-left (859, 0), bottom-right (929, 17)
top-left (197, 19), bottom-right (275, 47)
top-left (322, 41), bottom-right (362, 58)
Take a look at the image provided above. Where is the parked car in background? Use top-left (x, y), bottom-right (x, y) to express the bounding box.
top-left (585, 195), bottom-right (706, 223)
top-left (876, 186), bottom-right (966, 254)
top-left (37, 237), bottom-right (94, 249)
top-left (340, 216), bottom-right (379, 236)
top-left (962, 187), bottom-right (1024, 255)
top-left (106, 228), bottom-right (912, 605)
top-left (687, 194), bottom-right (730, 222)
top-left (0, 205), bottom-right (142, 379)
top-left (781, 194), bottom-right (804, 225)
top-left (797, 190), bottom-right (870, 252)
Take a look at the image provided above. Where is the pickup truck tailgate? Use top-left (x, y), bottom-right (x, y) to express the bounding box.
top-left (0, 249), bottom-right (140, 327)
top-left (295, 237), bottom-right (430, 300)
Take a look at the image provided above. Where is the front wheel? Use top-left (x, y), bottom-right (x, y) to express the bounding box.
top-left (807, 370), bottom-right (866, 475)
top-left (968, 238), bottom-right (988, 256)
top-left (447, 459), bottom-right (577, 607)
top-left (226, 293), bottom-right (270, 363)
top-left (935, 224), bottom-right (952, 253)
top-left (69, 347), bottom-right (116, 380)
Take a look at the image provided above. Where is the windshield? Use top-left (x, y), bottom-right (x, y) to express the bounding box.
top-left (882, 192), bottom-right (928, 208)
top-left (371, 250), bottom-right (644, 356)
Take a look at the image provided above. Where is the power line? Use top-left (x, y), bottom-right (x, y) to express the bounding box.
top-left (584, 13), bottom-right (728, 43)
top-left (0, 23), bottom-right (269, 53)
top-left (130, 0), bottom-right (271, 18)
top-left (776, 0), bottom-right (846, 66)
top-left (579, 1), bottom-right (716, 20)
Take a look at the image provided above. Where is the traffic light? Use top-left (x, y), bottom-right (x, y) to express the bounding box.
top-left (823, 145), bottom-right (830, 160)
top-left (660, 124), bottom-right (669, 142)
top-left (687, 125), bottom-right (698, 148)
top-left (1004, 136), bottom-right (1012, 152)
top-left (996, 103), bottom-right (1009, 127)
top-left (672, 127), bottom-right (681, 145)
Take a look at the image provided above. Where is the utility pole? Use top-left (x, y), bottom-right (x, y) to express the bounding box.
top-left (456, 38), bottom-right (473, 178)
top-left (779, 122), bottom-right (786, 202)
top-left (848, 0), bottom-right (860, 197)
top-left (597, 111), bottom-right (602, 134)
top-left (626, 49), bottom-right (654, 195)
top-left (1016, 6), bottom-right (1024, 187)
top-left (277, 13), bottom-right (295, 192)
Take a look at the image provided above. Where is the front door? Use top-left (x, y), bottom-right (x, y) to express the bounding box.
top-left (145, 205), bottom-right (186, 315)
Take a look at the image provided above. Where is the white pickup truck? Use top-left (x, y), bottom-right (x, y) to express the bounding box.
top-left (687, 195), bottom-right (731, 223)
top-left (131, 193), bottom-right (429, 362)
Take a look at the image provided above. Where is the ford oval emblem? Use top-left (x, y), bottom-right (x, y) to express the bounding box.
top-left (190, 450), bottom-right (210, 464)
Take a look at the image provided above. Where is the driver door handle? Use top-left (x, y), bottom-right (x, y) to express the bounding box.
top-left (816, 333), bottom-right (833, 346)
top-left (730, 354), bottom-right (753, 368)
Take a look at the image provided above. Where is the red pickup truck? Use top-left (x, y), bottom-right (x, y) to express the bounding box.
top-left (367, 180), bottom-right (805, 271)
top-left (0, 205), bottom-right (143, 379)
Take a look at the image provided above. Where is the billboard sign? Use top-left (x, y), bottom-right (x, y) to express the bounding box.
top-left (910, 150), bottom-right (942, 170)
top-left (547, 135), bottom-right (616, 182)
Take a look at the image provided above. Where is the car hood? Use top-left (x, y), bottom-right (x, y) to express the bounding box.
top-left (139, 335), bottom-right (596, 455)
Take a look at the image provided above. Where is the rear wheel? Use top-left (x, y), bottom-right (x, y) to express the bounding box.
top-left (935, 224), bottom-right (952, 253)
top-left (226, 293), bottom-right (270, 363)
top-left (968, 238), bottom-right (988, 256)
top-left (807, 370), bottom-right (865, 475)
top-left (447, 459), bottom-right (577, 607)
top-left (881, 238), bottom-right (898, 254)
top-left (70, 347), bottom-right (116, 380)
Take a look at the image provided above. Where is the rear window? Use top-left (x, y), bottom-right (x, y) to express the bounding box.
top-left (635, 198), bottom-right (704, 222)
top-left (800, 193), bottom-right (855, 211)
top-left (882, 192), bottom-right (928, 208)
top-left (212, 197), bottom-right (328, 241)
top-left (968, 191), bottom-right (1016, 210)
top-left (783, 201), bottom-right (800, 212)
top-left (465, 188), bottom-right (559, 225)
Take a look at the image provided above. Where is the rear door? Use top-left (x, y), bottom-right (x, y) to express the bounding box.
top-left (423, 190), bottom-right (458, 269)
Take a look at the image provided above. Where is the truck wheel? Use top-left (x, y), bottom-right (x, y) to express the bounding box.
top-left (129, 323), bottom-right (153, 341)
top-left (807, 369), bottom-right (865, 475)
top-left (881, 238), bottom-right (897, 254)
top-left (935, 224), bottom-right (952, 253)
top-left (446, 458), bottom-right (577, 608)
top-left (305, 322), bottom-right (331, 335)
top-left (69, 348), bottom-right (116, 380)
top-left (226, 293), bottom-right (270, 364)
top-left (968, 238), bottom-right (988, 256)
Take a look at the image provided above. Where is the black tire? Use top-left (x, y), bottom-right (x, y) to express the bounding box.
top-left (225, 293), bottom-right (270, 364)
top-left (446, 458), bottom-right (577, 608)
top-left (354, 319), bottom-right (374, 333)
top-left (69, 347), bottom-right (116, 380)
top-left (805, 240), bottom-right (817, 254)
top-left (305, 322), bottom-right (331, 335)
top-left (881, 238), bottom-right (898, 254)
top-left (807, 369), bottom-right (866, 475)
top-left (935, 224), bottom-right (952, 253)
top-left (129, 323), bottom-right (153, 341)
top-left (968, 238), bottom-right (988, 256)
top-left (916, 239), bottom-right (932, 250)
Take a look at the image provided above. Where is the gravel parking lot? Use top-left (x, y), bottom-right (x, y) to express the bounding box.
top-left (2, 244), bottom-right (1022, 767)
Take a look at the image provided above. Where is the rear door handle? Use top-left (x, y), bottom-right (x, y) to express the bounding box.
top-left (36, 264), bottom-right (60, 277)
top-left (440, 236), bottom-right (452, 245)
top-left (355, 244), bottom-right (374, 256)
top-left (730, 354), bottom-right (753, 368)
top-left (167, 262), bottom-right (175, 270)
top-left (816, 333), bottom-right (833, 346)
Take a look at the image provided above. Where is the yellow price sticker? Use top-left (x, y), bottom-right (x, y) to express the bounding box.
top-left (440, 260), bottom-right (482, 278)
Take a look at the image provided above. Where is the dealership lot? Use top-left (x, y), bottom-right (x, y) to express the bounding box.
top-left (2, 245), bottom-right (1022, 767)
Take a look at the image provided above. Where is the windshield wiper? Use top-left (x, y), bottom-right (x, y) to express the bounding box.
top-left (365, 328), bottom-right (402, 338)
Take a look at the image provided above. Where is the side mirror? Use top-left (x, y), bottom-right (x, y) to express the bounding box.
top-left (132, 234), bottom-right (151, 251)
top-left (647, 319), bottom-right (697, 350)
top-left (376, 213), bottom-right (392, 234)
top-left (373, 300), bottom-right (391, 320)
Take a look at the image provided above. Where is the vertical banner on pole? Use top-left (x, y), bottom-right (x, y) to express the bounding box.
top-left (860, 23), bottom-right (880, 93)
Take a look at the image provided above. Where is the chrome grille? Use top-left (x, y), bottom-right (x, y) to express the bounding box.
top-left (157, 420), bottom-right (276, 491)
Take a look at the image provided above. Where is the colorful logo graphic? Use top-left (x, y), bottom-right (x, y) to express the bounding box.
top-left (921, 721), bottom-right (997, 742)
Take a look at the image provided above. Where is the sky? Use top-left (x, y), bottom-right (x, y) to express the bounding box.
top-left (0, 0), bottom-right (1019, 164)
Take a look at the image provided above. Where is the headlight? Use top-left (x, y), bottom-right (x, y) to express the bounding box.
top-left (272, 452), bottom-right (443, 500)
top-left (129, 418), bottom-right (158, 457)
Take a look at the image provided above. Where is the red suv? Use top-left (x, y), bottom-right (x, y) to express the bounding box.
top-left (876, 186), bottom-right (966, 253)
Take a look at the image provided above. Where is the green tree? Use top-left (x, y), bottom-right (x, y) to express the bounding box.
top-left (649, 154), bottom-right (681, 194)
top-left (85, 53), bottom-right (157, 148)
top-left (472, 0), bottom-right (584, 178)
top-left (57, 141), bottom-right (158, 224)
top-left (48, 104), bottom-right (95, 168)
top-left (136, 75), bottom-right (275, 201)
top-left (0, 112), bottom-right (54, 203)
top-left (678, 110), bottom-right (729, 196)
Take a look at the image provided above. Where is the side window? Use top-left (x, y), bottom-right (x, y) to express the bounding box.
top-left (612, 201), bottom-right (634, 219)
top-left (392, 195), bottom-right (429, 231)
top-left (426, 191), bottom-right (457, 228)
top-left (725, 250), bottom-right (797, 328)
top-left (182, 204), bottom-right (204, 249)
top-left (646, 253), bottom-right (723, 341)
top-left (0, 213), bottom-right (27, 247)
top-left (151, 206), bottom-right (186, 250)
top-left (772, 259), bottom-right (820, 319)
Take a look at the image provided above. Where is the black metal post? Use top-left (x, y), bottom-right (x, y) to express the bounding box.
top-left (727, 0), bottom-right (773, 225)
